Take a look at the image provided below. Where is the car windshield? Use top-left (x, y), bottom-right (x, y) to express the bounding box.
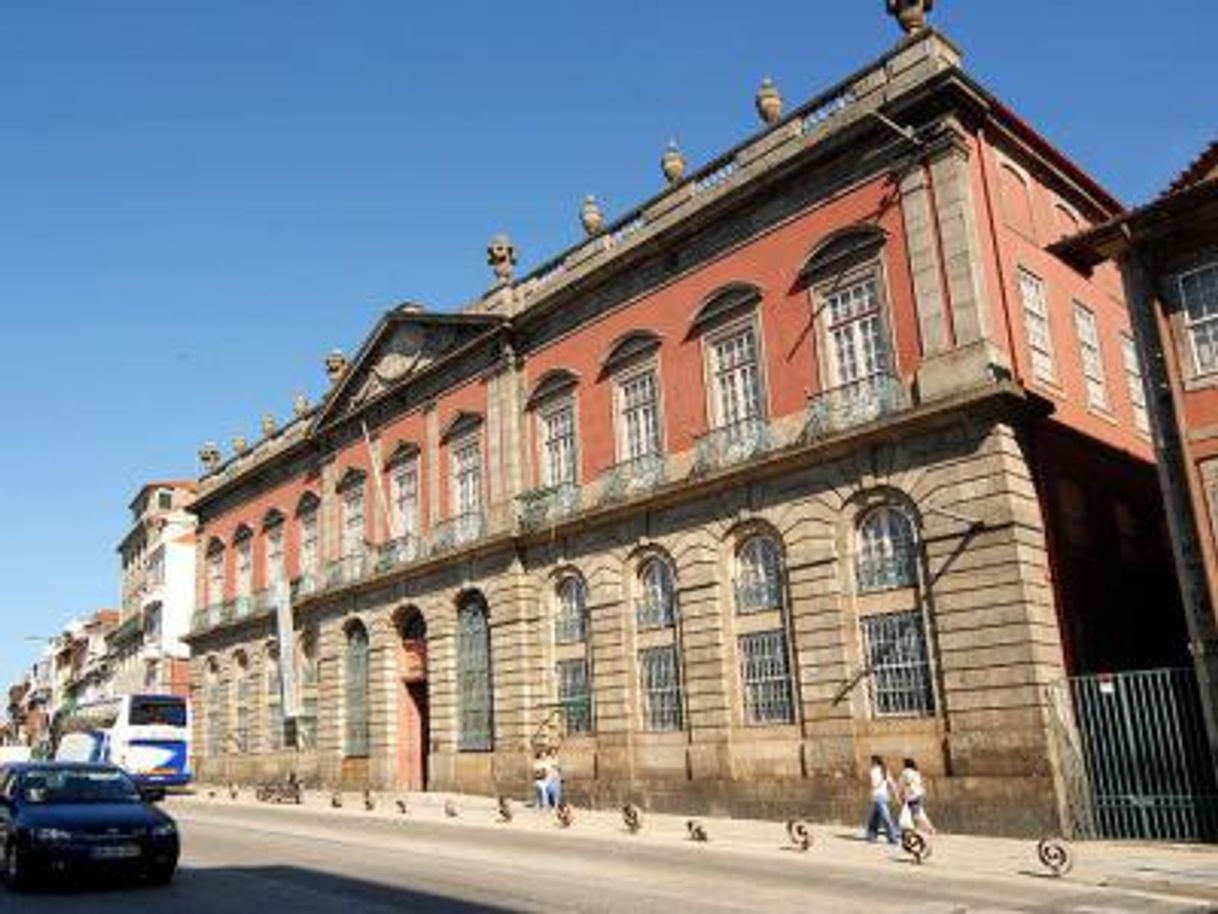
top-left (21, 769), bottom-right (141, 804)
top-left (129, 697), bottom-right (187, 728)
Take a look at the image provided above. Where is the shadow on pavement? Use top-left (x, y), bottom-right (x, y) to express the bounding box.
top-left (0, 865), bottom-right (515, 913)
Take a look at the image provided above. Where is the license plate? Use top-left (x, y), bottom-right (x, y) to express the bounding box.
top-left (92, 845), bottom-right (140, 859)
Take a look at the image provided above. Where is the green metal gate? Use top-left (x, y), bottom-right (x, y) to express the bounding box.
top-left (1050, 668), bottom-right (1218, 841)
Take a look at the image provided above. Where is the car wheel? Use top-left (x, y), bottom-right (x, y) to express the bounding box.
top-left (147, 862), bottom-right (176, 885)
top-left (4, 844), bottom-right (30, 891)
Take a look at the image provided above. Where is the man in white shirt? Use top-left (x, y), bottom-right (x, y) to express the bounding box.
top-left (864, 754), bottom-right (899, 844)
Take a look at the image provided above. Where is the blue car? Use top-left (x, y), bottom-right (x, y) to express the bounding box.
top-left (0, 762), bottom-right (179, 890)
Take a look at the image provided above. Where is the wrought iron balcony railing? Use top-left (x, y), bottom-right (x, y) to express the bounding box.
top-left (733, 577), bottom-right (784, 615)
top-left (599, 453), bottom-right (666, 506)
top-left (804, 373), bottom-right (909, 441)
top-left (376, 534), bottom-right (421, 573)
top-left (254, 587), bottom-right (279, 614)
top-left (325, 551), bottom-right (369, 590)
top-left (232, 594), bottom-right (254, 620)
top-left (518, 482), bottom-right (581, 531)
top-left (692, 417), bottom-right (774, 475)
top-left (428, 512), bottom-right (486, 555)
top-left (291, 572), bottom-right (318, 601)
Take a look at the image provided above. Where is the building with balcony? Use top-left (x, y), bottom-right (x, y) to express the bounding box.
top-left (183, 10), bottom-right (1185, 836)
top-left (111, 481), bottom-right (198, 699)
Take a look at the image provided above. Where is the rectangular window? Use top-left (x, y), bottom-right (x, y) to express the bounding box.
top-left (738, 630), bottom-right (794, 725)
top-left (1019, 269), bottom-right (1055, 383)
top-left (235, 540), bottom-right (253, 597)
top-left (1181, 263), bottom-right (1218, 375)
top-left (265, 526), bottom-right (285, 587)
top-left (299, 512), bottom-right (319, 578)
top-left (341, 486), bottom-right (365, 559)
top-left (1121, 335), bottom-right (1150, 434)
top-left (712, 327), bottom-right (764, 427)
top-left (391, 460), bottom-right (419, 539)
top-left (619, 371), bottom-right (661, 461)
top-left (207, 553), bottom-right (224, 607)
top-left (639, 646), bottom-right (683, 732)
top-left (825, 276), bottom-right (889, 385)
top-left (157, 491), bottom-right (173, 510)
top-left (556, 658), bottom-right (592, 736)
top-left (452, 437), bottom-right (482, 517)
top-left (860, 610), bottom-right (935, 717)
top-left (1073, 303), bottom-right (1108, 410)
top-left (542, 404), bottom-right (577, 487)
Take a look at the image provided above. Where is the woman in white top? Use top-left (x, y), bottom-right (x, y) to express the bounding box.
top-left (900, 757), bottom-right (935, 834)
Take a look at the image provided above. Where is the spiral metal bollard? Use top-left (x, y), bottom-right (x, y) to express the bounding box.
top-left (207, 789), bottom-right (217, 800)
top-left (622, 804), bottom-right (642, 834)
top-left (395, 798), bottom-right (408, 815)
top-left (228, 783), bottom-right (239, 801)
top-left (330, 791), bottom-right (343, 809)
top-left (496, 796), bottom-right (513, 823)
top-left (786, 819), bottom-right (812, 852)
top-left (363, 788), bottom-right (375, 812)
top-left (555, 802), bottom-right (574, 828)
top-left (901, 829), bottom-right (931, 864)
top-left (1037, 838), bottom-right (1073, 877)
top-left (444, 800), bottom-right (459, 818)
top-left (686, 819), bottom-right (708, 843)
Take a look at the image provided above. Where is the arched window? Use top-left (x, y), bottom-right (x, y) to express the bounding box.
top-left (296, 630), bottom-right (319, 749)
top-left (344, 622), bottom-right (370, 757)
top-left (203, 659), bottom-right (222, 758)
top-left (1000, 162), bottom-right (1035, 239)
top-left (856, 506), bottom-right (918, 592)
top-left (233, 652), bottom-right (252, 753)
top-left (636, 559), bottom-right (677, 629)
top-left (554, 577), bottom-right (587, 644)
top-left (265, 646), bottom-right (283, 752)
top-left (734, 535), bottom-right (784, 614)
top-left (457, 594), bottom-right (493, 751)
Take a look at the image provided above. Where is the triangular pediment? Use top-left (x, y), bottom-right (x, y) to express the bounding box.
top-left (314, 305), bottom-right (503, 429)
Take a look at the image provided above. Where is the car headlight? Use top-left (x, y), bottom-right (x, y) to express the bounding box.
top-left (33, 827), bottom-right (73, 842)
top-left (151, 823), bottom-right (176, 838)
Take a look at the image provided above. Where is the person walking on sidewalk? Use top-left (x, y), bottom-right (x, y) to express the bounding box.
top-left (542, 748), bottom-right (564, 808)
top-left (532, 750), bottom-right (552, 809)
top-left (864, 755), bottom-right (899, 844)
top-left (899, 757), bottom-right (935, 835)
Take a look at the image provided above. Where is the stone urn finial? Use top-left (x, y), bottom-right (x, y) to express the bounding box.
top-left (260, 413), bottom-right (277, 438)
top-left (325, 349), bottom-right (348, 385)
top-left (231, 434), bottom-right (248, 456)
top-left (661, 140), bottom-right (686, 185)
top-left (886, 0), bottom-right (934, 34)
top-left (292, 392), bottom-right (310, 417)
top-left (487, 233), bottom-right (517, 284)
top-left (756, 77), bottom-right (782, 125)
top-left (580, 195), bottom-right (604, 236)
top-left (198, 441), bottom-right (222, 473)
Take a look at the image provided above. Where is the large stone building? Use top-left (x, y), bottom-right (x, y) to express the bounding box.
top-left (184, 9), bottom-right (1185, 836)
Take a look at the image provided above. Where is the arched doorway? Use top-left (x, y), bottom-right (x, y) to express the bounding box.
top-left (394, 607), bottom-right (429, 790)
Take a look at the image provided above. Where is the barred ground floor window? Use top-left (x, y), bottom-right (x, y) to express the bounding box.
top-left (556, 658), bottom-right (592, 736)
top-left (638, 645), bottom-right (683, 732)
top-left (738, 630), bottom-right (794, 724)
top-left (860, 609), bottom-right (935, 716)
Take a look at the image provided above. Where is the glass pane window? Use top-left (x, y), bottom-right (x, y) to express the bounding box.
top-left (712, 328), bottom-right (764, 427)
top-left (620, 371), bottom-right (661, 461)
top-left (554, 577), bottom-right (587, 644)
top-left (391, 461), bottom-right (419, 538)
top-left (235, 539), bottom-right (253, 597)
top-left (542, 404), bottom-right (577, 487)
top-left (341, 485), bottom-right (365, 559)
top-left (556, 658), bottom-right (592, 736)
top-left (207, 552), bottom-right (224, 606)
top-left (856, 507), bottom-right (918, 593)
top-left (1073, 304), bottom-right (1108, 409)
top-left (825, 277), bottom-right (888, 385)
top-left (738, 630), bottom-right (794, 724)
top-left (204, 677), bottom-right (223, 757)
top-left (1182, 264), bottom-right (1218, 374)
top-left (639, 646), bottom-right (683, 732)
top-left (296, 640), bottom-right (318, 750)
top-left (860, 610), bottom-right (935, 716)
top-left (636, 559), bottom-right (677, 630)
top-left (265, 526), bottom-right (285, 588)
top-left (735, 536), bottom-right (784, 614)
top-left (1121, 335), bottom-right (1150, 434)
top-left (344, 626), bottom-right (370, 756)
top-left (233, 661), bottom-right (253, 753)
top-left (299, 510), bottom-right (319, 578)
top-left (452, 438), bottom-right (483, 517)
top-left (457, 598), bottom-right (492, 751)
top-left (265, 655), bottom-right (283, 751)
top-left (1019, 269), bottom-right (1055, 383)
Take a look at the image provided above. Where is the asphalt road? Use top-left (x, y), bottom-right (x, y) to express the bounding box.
top-left (0, 803), bottom-right (1210, 913)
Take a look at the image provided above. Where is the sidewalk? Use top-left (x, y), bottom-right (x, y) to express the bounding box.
top-left (176, 786), bottom-right (1218, 904)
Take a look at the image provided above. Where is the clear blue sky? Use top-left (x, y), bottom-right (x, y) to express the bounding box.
top-left (0, 1), bottom-right (1211, 686)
